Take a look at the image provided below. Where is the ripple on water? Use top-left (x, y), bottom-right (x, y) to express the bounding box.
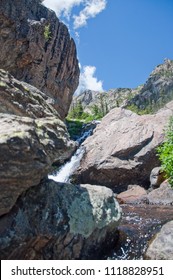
top-left (105, 204), bottom-right (173, 260)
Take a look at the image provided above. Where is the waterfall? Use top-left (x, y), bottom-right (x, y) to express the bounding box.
top-left (48, 120), bottom-right (100, 183)
top-left (48, 146), bottom-right (85, 183)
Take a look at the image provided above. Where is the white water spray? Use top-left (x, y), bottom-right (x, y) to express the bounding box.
top-left (48, 146), bottom-right (85, 183)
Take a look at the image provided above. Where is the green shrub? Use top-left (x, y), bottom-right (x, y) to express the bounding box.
top-left (157, 116), bottom-right (173, 187)
top-left (44, 24), bottom-right (51, 41)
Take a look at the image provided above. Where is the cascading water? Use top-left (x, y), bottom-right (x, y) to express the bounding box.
top-left (48, 146), bottom-right (85, 183)
top-left (48, 125), bottom-right (95, 183)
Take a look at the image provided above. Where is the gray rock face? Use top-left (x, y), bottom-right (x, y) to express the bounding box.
top-left (0, 0), bottom-right (79, 118)
top-left (0, 70), bottom-right (75, 216)
top-left (145, 220), bottom-right (173, 260)
top-left (0, 180), bottom-right (121, 260)
top-left (74, 102), bottom-right (173, 190)
top-left (126, 59), bottom-right (173, 113)
top-left (147, 181), bottom-right (173, 205)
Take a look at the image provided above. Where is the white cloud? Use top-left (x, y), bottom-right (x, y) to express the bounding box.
top-left (75, 65), bottom-right (103, 95)
top-left (73, 0), bottom-right (107, 29)
top-left (43, 0), bottom-right (83, 18)
top-left (43, 0), bottom-right (107, 29)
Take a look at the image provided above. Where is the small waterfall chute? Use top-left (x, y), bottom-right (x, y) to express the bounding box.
top-left (48, 146), bottom-right (85, 183)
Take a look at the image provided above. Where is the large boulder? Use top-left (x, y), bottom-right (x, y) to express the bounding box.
top-left (145, 220), bottom-right (173, 260)
top-left (0, 0), bottom-right (79, 118)
top-left (0, 180), bottom-right (121, 260)
top-left (74, 102), bottom-right (173, 190)
top-left (0, 70), bottom-right (75, 216)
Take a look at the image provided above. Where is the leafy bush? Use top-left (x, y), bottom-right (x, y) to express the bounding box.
top-left (44, 24), bottom-right (51, 41)
top-left (157, 116), bottom-right (173, 187)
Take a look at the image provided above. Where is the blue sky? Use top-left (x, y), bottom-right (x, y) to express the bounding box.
top-left (43, 0), bottom-right (173, 94)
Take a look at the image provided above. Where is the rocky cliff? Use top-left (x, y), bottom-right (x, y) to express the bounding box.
top-left (0, 0), bottom-right (79, 118)
top-left (126, 59), bottom-right (173, 113)
top-left (71, 59), bottom-right (173, 117)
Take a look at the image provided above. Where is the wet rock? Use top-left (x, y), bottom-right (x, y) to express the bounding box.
top-left (116, 185), bottom-right (147, 204)
top-left (0, 180), bottom-right (121, 260)
top-left (147, 181), bottom-right (173, 205)
top-left (0, 0), bottom-right (79, 118)
top-left (145, 220), bottom-right (173, 260)
top-left (150, 167), bottom-right (165, 188)
top-left (74, 102), bottom-right (173, 190)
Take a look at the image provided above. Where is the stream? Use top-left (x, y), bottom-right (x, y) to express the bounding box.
top-left (48, 122), bottom-right (173, 260)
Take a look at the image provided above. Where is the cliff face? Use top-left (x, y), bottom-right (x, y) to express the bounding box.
top-left (126, 59), bottom-right (173, 113)
top-left (0, 0), bottom-right (80, 118)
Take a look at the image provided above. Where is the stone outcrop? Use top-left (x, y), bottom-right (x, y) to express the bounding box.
top-left (0, 180), bottom-right (121, 260)
top-left (0, 0), bottom-right (79, 118)
top-left (147, 181), bottom-right (173, 205)
top-left (0, 70), bottom-right (75, 216)
top-left (145, 220), bottom-right (173, 260)
top-left (74, 101), bottom-right (173, 190)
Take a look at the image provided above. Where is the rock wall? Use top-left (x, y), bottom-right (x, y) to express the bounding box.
top-left (0, 0), bottom-right (79, 118)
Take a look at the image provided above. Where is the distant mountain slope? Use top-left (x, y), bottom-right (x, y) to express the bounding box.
top-left (71, 59), bottom-right (173, 117)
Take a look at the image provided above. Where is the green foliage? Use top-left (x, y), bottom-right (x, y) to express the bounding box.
top-left (157, 116), bottom-right (173, 187)
top-left (126, 104), bottom-right (153, 115)
top-left (44, 24), bottom-right (51, 41)
top-left (66, 119), bottom-right (83, 140)
top-left (68, 101), bottom-right (84, 119)
top-left (68, 100), bottom-right (103, 122)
